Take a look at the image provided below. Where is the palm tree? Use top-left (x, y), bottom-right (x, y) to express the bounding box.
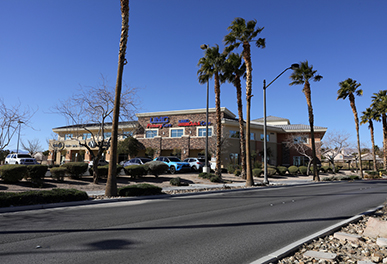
top-left (337, 78), bottom-right (363, 178)
top-left (224, 17), bottom-right (265, 186)
top-left (360, 107), bottom-right (380, 171)
top-left (221, 52), bottom-right (247, 178)
top-left (105, 0), bottom-right (129, 196)
top-left (197, 44), bottom-right (226, 178)
top-left (371, 90), bottom-right (387, 170)
top-left (289, 61), bottom-right (322, 181)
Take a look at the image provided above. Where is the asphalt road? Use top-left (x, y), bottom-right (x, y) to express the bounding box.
top-left (0, 180), bottom-right (386, 264)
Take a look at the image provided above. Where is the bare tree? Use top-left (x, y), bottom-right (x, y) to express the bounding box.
top-left (51, 76), bottom-right (138, 184)
top-left (284, 133), bottom-right (314, 175)
top-left (0, 98), bottom-right (36, 151)
top-left (21, 138), bottom-right (43, 156)
top-left (320, 131), bottom-right (351, 173)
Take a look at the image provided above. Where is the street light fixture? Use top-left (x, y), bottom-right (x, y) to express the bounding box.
top-left (263, 63), bottom-right (299, 184)
top-left (200, 44), bottom-right (210, 173)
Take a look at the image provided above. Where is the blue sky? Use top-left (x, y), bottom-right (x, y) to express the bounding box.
top-left (1, 0), bottom-right (386, 152)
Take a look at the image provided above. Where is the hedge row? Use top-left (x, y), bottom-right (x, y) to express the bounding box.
top-left (0, 188), bottom-right (88, 207)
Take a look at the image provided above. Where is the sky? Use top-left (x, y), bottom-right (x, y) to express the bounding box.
top-left (1, 0), bottom-right (387, 153)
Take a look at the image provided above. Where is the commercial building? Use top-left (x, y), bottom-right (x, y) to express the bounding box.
top-left (48, 107), bottom-right (327, 167)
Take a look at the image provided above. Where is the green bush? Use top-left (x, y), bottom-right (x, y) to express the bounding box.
top-left (198, 172), bottom-right (223, 183)
top-left (124, 165), bottom-right (148, 178)
top-left (379, 169), bottom-right (387, 175)
top-left (267, 167), bottom-right (277, 176)
top-left (0, 164), bottom-right (27, 183)
top-left (276, 166), bottom-right (288, 176)
top-left (50, 167), bottom-right (67, 182)
top-left (299, 166), bottom-right (308, 175)
top-left (252, 168), bottom-right (262, 177)
top-left (146, 161), bottom-right (169, 177)
top-left (253, 161), bottom-right (262, 169)
top-left (321, 166), bottom-right (332, 173)
top-left (118, 184), bottom-right (163, 196)
top-left (288, 166), bottom-right (299, 175)
top-left (0, 188), bottom-right (88, 207)
top-left (116, 164), bottom-right (123, 175)
top-left (227, 164), bottom-right (240, 174)
top-left (25, 165), bottom-right (48, 186)
top-left (335, 166), bottom-right (343, 173)
top-left (365, 171), bottom-right (380, 179)
top-left (61, 162), bottom-right (88, 179)
top-left (234, 169), bottom-right (241, 176)
top-left (170, 177), bottom-right (188, 186)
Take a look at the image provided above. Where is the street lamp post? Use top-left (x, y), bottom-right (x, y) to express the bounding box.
top-left (200, 44), bottom-right (210, 173)
top-left (263, 63), bottom-right (299, 184)
top-left (16, 120), bottom-right (24, 153)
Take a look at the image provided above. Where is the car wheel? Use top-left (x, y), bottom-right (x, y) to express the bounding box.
top-left (192, 165), bottom-right (198, 171)
top-left (15, 162), bottom-right (18, 164)
top-left (170, 166), bottom-right (176, 174)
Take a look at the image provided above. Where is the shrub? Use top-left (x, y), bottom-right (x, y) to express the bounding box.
top-left (50, 167), bottom-right (67, 182)
top-left (276, 166), bottom-right (288, 176)
top-left (321, 166), bottom-right (332, 173)
top-left (379, 169), bottom-right (387, 175)
top-left (198, 172), bottom-right (223, 183)
top-left (124, 165), bottom-right (147, 178)
top-left (252, 168), bottom-right (262, 177)
top-left (288, 166), bottom-right (299, 175)
top-left (365, 171), bottom-right (380, 179)
top-left (267, 167), bottom-right (277, 177)
top-left (25, 165), bottom-right (48, 186)
top-left (0, 164), bottom-right (27, 183)
top-left (335, 166), bottom-right (343, 173)
top-left (227, 164), bottom-right (240, 174)
top-left (146, 161), bottom-right (169, 177)
top-left (299, 166), bottom-right (308, 175)
top-left (61, 162), bottom-right (88, 179)
top-left (116, 164), bottom-right (123, 175)
top-left (234, 169), bottom-right (241, 176)
top-left (118, 184), bottom-right (162, 196)
top-left (170, 177), bottom-right (189, 186)
top-left (253, 161), bottom-right (262, 169)
top-left (0, 188), bottom-right (88, 207)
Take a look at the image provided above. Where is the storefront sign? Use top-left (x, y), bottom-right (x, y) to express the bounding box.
top-left (178, 119), bottom-right (211, 127)
top-left (147, 116), bottom-right (171, 128)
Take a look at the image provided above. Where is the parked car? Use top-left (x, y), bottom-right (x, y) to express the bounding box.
top-left (5, 153), bottom-right (38, 165)
top-left (183, 157), bottom-right (206, 171)
top-left (153, 156), bottom-right (191, 174)
top-left (123, 157), bottom-right (152, 167)
top-left (88, 159), bottom-right (109, 168)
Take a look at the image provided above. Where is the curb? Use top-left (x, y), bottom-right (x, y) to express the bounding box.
top-left (251, 205), bottom-right (384, 264)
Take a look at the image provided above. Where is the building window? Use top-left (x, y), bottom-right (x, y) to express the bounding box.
top-left (171, 129), bottom-right (184, 138)
top-left (260, 134), bottom-right (269, 141)
top-left (198, 127), bottom-right (212, 137)
top-left (146, 130), bottom-right (157, 138)
top-left (82, 133), bottom-right (91, 140)
top-left (104, 132), bottom-right (112, 139)
top-left (64, 134), bottom-right (73, 140)
top-left (251, 133), bottom-right (255, 140)
top-left (293, 156), bottom-right (308, 166)
top-left (294, 136), bottom-right (307, 144)
top-left (229, 130), bottom-right (240, 138)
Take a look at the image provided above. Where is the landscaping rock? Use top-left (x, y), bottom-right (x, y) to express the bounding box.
top-left (363, 217), bottom-right (387, 238)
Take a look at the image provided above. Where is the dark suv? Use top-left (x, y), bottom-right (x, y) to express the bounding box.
top-left (153, 156), bottom-right (191, 174)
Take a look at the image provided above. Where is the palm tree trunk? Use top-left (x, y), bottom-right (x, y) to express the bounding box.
top-left (214, 72), bottom-right (222, 178)
top-left (383, 114), bottom-right (387, 170)
top-left (303, 81), bottom-right (319, 181)
top-left (243, 41), bottom-right (254, 186)
top-left (349, 95), bottom-right (363, 178)
top-left (370, 121), bottom-right (377, 171)
top-left (235, 75), bottom-right (246, 179)
top-left (105, 0), bottom-right (129, 196)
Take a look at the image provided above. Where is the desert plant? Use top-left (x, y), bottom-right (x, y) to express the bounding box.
top-left (234, 169), bottom-right (241, 176)
top-left (25, 164), bottom-right (48, 186)
top-left (146, 161), bottom-right (168, 177)
top-left (199, 172), bottom-right (223, 183)
top-left (50, 167), bottom-right (67, 182)
top-left (118, 184), bottom-right (162, 196)
top-left (252, 168), bottom-right (262, 177)
top-left (61, 162), bottom-right (88, 179)
top-left (124, 165), bottom-right (147, 178)
top-left (253, 161), bottom-right (262, 169)
top-left (288, 166), bottom-right (299, 175)
top-left (0, 164), bottom-right (27, 183)
top-left (276, 166), bottom-right (288, 176)
top-left (170, 177), bottom-right (189, 186)
top-left (299, 166), bottom-right (308, 175)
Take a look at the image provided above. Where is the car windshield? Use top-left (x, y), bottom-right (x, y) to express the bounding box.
top-left (168, 157), bottom-right (181, 162)
top-left (18, 154), bottom-right (32, 158)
